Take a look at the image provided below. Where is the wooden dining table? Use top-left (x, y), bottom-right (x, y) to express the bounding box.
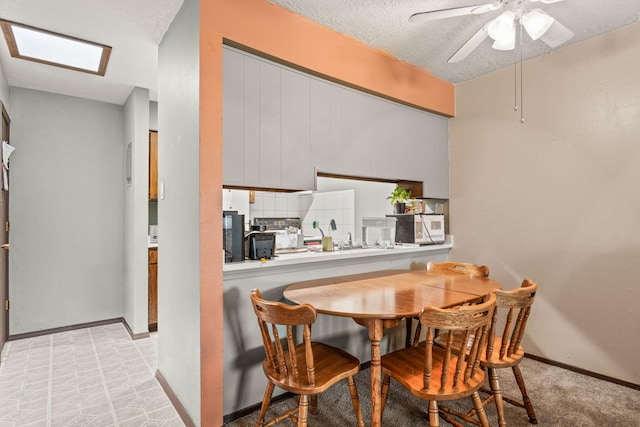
top-left (283, 268), bottom-right (502, 427)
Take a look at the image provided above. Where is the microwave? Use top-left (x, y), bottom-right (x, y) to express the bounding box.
top-left (386, 214), bottom-right (445, 245)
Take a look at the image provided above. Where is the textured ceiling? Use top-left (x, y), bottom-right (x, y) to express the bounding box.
top-left (0, 0), bottom-right (637, 105)
top-left (0, 0), bottom-right (183, 104)
top-left (269, 0), bottom-right (640, 83)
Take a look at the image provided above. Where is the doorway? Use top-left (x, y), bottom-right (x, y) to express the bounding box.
top-left (0, 102), bottom-right (11, 361)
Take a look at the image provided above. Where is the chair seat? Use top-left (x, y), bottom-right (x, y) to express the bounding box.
top-left (381, 345), bottom-right (486, 401)
top-left (482, 338), bottom-right (525, 369)
top-left (264, 342), bottom-right (361, 394)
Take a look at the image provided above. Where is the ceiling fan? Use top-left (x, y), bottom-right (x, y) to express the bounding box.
top-left (410, 0), bottom-right (574, 63)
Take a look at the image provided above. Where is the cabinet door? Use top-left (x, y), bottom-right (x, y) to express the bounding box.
top-left (366, 97), bottom-right (399, 180)
top-left (258, 61), bottom-right (281, 188)
top-left (222, 48), bottom-right (245, 186)
top-left (340, 88), bottom-right (374, 177)
top-left (280, 68), bottom-right (312, 190)
top-left (148, 249), bottom-right (158, 329)
top-left (310, 79), bottom-right (341, 177)
top-left (243, 56), bottom-right (261, 186)
top-left (411, 110), bottom-right (449, 198)
top-left (149, 131), bottom-right (158, 200)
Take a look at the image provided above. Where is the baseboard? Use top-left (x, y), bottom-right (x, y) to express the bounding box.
top-left (223, 391), bottom-right (295, 424)
top-left (156, 369), bottom-right (196, 427)
top-left (525, 353), bottom-right (640, 391)
top-left (122, 318), bottom-right (151, 340)
top-left (7, 317), bottom-right (123, 341)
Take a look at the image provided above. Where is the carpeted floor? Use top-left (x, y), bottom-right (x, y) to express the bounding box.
top-left (225, 357), bottom-right (640, 426)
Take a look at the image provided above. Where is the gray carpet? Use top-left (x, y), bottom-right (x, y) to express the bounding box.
top-left (225, 357), bottom-right (640, 426)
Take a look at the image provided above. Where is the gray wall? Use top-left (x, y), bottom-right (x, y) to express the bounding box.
top-left (9, 88), bottom-right (124, 334)
top-left (0, 61), bottom-right (8, 112)
top-left (149, 101), bottom-right (158, 131)
top-left (123, 87), bottom-right (150, 335)
top-left (158, 0), bottom-right (201, 423)
top-left (449, 22), bottom-right (640, 384)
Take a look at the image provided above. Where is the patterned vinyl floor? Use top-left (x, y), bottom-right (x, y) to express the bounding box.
top-left (0, 323), bottom-right (185, 427)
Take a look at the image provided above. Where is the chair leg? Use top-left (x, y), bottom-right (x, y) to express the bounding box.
top-left (428, 400), bottom-right (440, 427)
top-left (381, 375), bottom-right (391, 417)
top-left (513, 365), bottom-right (538, 424)
top-left (256, 382), bottom-right (275, 427)
top-left (310, 394), bottom-right (318, 415)
top-left (347, 376), bottom-right (365, 427)
top-left (471, 391), bottom-right (490, 427)
top-left (405, 318), bottom-right (413, 348)
top-left (298, 394), bottom-right (309, 427)
top-left (488, 367), bottom-right (507, 427)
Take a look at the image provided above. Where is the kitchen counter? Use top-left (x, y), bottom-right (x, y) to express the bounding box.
top-left (224, 236), bottom-right (453, 277)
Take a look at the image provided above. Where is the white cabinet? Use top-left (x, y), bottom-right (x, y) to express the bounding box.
top-left (257, 61), bottom-right (282, 188)
top-left (222, 48), bottom-right (245, 186)
top-left (223, 47), bottom-right (313, 190)
top-left (280, 68), bottom-right (313, 189)
top-left (310, 79), bottom-right (341, 175)
top-left (223, 46), bottom-right (449, 197)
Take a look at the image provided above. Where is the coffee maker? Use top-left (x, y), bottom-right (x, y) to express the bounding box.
top-left (223, 211), bottom-right (245, 263)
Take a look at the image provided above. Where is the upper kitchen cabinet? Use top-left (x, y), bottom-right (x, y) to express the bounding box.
top-left (313, 84), bottom-right (449, 198)
top-left (149, 131), bottom-right (158, 200)
top-left (223, 45), bottom-right (449, 198)
top-left (401, 106), bottom-right (449, 199)
top-left (223, 46), bottom-right (313, 190)
top-left (309, 79), bottom-right (341, 171)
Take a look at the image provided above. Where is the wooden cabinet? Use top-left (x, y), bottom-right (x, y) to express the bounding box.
top-left (148, 248), bottom-right (158, 331)
top-left (149, 131), bottom-right (158, 200)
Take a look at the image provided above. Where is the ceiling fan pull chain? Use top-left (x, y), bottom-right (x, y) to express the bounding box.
top-left (519, 22), bottom-right (525, 124)
top-left (514, 53), bottom-right (518, 112)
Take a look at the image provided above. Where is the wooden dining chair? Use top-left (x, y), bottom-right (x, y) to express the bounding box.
top-left (380, 293), bottom-right (497, 427)
top-left (406, 261), bottom-right (490, 347)
top-left (427, 261), bottom-right (490, 278)
top-left (250, 289), bottom-right (365, 427)
top-left (438, 279), bottom-right (538, 427)
top-left (480, 279), bottom-right (538, 426)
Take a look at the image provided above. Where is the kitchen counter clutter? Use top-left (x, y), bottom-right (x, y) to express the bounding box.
top-left (223, 235), bottom-right (453, 276)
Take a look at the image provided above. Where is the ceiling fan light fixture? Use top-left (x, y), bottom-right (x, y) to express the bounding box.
top-left (492, 26), bottom-right (516, 50)
top-left (488, 11), bottom-right (515, 41)
top-left (522, 9), bottom-right (554, 40)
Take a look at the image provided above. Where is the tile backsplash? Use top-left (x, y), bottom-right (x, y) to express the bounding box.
top-left (249, 190), bottom-right (355, 243)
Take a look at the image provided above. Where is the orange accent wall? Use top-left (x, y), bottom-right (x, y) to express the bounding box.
top-left (199, 1), bottom-right (455, 425)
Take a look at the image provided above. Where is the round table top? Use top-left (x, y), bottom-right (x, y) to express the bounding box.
top-left (284, 269), bottom-right (502, 319)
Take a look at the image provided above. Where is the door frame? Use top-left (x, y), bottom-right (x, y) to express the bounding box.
top-left (0, 102), bottom-right (10, 358)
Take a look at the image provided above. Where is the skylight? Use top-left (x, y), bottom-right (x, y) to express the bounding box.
top-left (0, 20), bottom-right (111, 76)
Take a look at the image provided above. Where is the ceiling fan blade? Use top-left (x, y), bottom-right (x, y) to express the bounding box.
top-left (540, 19), bottom-right (574, 48)
top-left (409, 2), bottom-right (499, 23)
top-left (448, 24), bottom-right (490, 63)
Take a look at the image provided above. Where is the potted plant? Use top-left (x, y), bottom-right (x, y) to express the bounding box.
top-left (387, 185), bottom-right (411, 214)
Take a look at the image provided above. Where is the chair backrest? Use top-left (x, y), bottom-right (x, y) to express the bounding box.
top-left (250, 289), bottom-right (318, 385)
top-left (485, 279), bottom-right (537, 361)
top-left (420, 293), bottom-right (496, 393)
top-left (427, 261), bottom-right (490, 278)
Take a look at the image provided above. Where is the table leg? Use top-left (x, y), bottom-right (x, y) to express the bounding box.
top-left (368, 318), bottom-right (383, 427)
